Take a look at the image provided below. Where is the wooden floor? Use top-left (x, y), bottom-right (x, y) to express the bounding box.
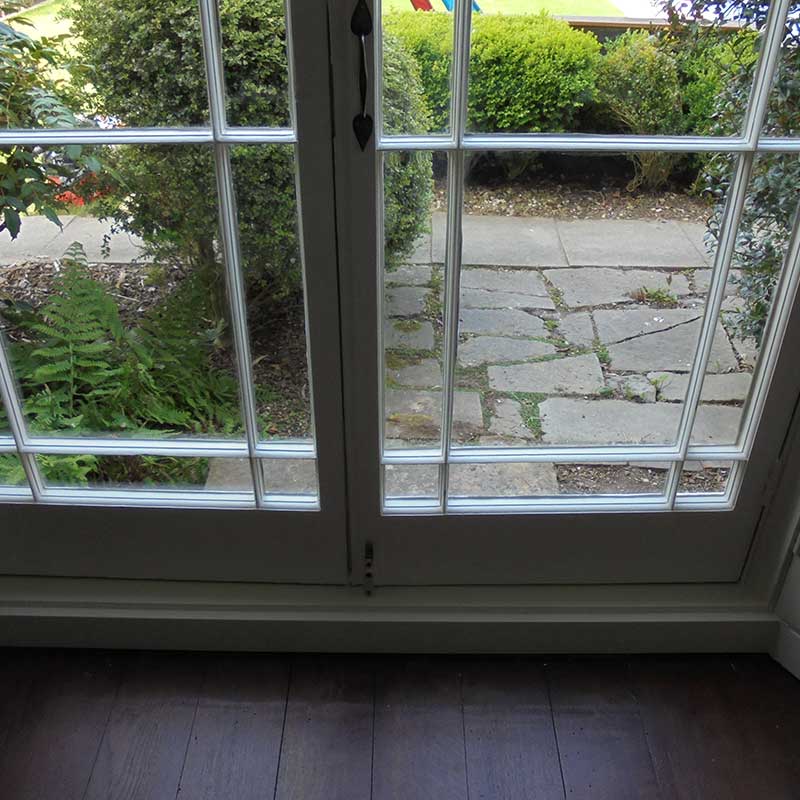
top-left (0, 650), bottom-right (798, 800)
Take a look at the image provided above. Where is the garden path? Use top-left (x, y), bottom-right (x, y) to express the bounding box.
top-left (1, 215), bottom-right (756, 496)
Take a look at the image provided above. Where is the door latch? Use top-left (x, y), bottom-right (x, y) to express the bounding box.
top-left (364, 540), bottom-right (375, 595)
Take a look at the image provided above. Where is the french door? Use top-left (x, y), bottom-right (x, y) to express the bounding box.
top-left (1, 0), bottom-right (799, 588)
top-left (332, 0), bottom-right (800, 584)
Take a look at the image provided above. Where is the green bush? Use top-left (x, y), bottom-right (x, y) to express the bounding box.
top-left (595, 30), bottom-right (684, 189)
top-left (70, 0), bottom-right (432, 305)
top-left (688, 0), bottom-right (800, 342)
top-left (0, 0), bottom-right (96, 238)
top-left (385, 11), bottom-right (600, 134)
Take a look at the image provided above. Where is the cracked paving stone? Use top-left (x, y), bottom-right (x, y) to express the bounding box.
top-left (488, 353), bottom-right (605, 395)
top-left (539, 398), bottom-right (740, 445)
top-left (594, 306), bottom-right (702, 344)
top-left (648, 371), bottom-right (752, 403)
top-left (384, 320), bottom-right (435, 350)
top-left (607, 319), bottom-right (737, 373)
top-left (385, 286), bottom-right (427, 317)
top-left (457, 336), bottom-right (556, 367)
top-left (384, 389), bottom-right (483, 439)
top-left (558, 312), bottom-right (595, 347)
top-left (388, 359), bottom-right (442, 389)
top-left (607, 373), bottom-right (657, 403)
top-left (459, 308), bottom-right (546, 337)
top-left (448, 462), bottom-right (559, 497)
top-left (461, 288), bottom-right (555, 310)
top-left (460, 268), bottom-right (551, 296)
top-left (544, 268), bottom-right (685, 308)
top-left (488, 397), bottom-right (536, 439)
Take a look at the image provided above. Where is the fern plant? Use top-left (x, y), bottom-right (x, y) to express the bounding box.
top-left (20, 242), bottom-right (123, 428)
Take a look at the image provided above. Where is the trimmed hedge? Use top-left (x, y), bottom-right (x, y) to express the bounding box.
top-left (385, 11), bottom-right (600, 134)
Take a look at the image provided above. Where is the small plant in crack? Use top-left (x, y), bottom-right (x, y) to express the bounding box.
top-left (630, 287), bottom-right (678, 308)
top-left (393, 319), bottom-right (423, 332)
top-left (510, 392), bottom-right (546, 440)
top-left (594, 341), bottom-right (611, 366)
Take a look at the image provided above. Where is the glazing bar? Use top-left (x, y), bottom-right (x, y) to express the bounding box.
top-left (0, 330), bottom-right (44, 500)
top-left (668, 153), bottom-right (754, 508)
top-left (198, 0), bottom-right (266, 506)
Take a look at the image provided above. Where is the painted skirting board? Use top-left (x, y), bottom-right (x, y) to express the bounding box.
top-left (772, 622), bottom-right (800, 680)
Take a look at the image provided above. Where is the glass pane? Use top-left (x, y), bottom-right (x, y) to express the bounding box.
top-left (382, 9), bottom-right (453, 136)
top-left (463, 10), bottom-right (757, 136)
top-left (447, 461), bottom-right (667, 500)
top-left (230, 145), bottom-right (313, 443)
top-left (384, 463), bottom-right (439, 504)
top-left (36, 454), bottom-right (251, 492)
top-left (382, 151), bottom-right (442, 452)
top-left (677, 460), bottom-right (733, 496)
top-left (690, 154), bottom-right (800, 447)
top-left (763, 8), bottom-right (800, 138)
top-left (0, 144), bottom-right (246, 442)
top-left (0, 453), bottom-right (27, 487)
top-left (218, 0), bottom-right (292, 128)
top-left (451, 150), bottom-right (736, 449)
top-left (261, 457), bottom-right (319, 498)
top-left (6, 0), bottom-right (208, 129)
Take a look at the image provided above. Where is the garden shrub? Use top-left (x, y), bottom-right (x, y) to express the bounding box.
top-left (69, 0), bottom-right (432, 305)
top-left (595, 30), bottom-right (684, 189)
top-left (0, 0), bottom-right (96, 238)
top-left (385, 11), bottom-right (600, 134)
top-left (688, 0), bottom-right (800, 342)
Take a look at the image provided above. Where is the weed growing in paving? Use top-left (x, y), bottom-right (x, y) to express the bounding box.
top-left (509, 392), bottom-right (546, 440)
top-left (594, 341), bottom-right (611, 366)
top-left (630, 287), bottom-right (679, 307)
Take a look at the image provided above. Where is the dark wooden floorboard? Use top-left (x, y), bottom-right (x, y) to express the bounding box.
top-left (177, 653), bottom-right (289, 800)
top-left (0, 650), bottom-right (798, 800)
top-left (372, 656), bottom-right (468, 800)
top-left (633, 655), bottom-right (800, 800)
top-left (83, 652), bottom-right (204, 800)
top-left (547, 658), bottom-right (662, 800)
top-left (0, 650), bottom-right (119, 800)
top-left (0, 649), bottom-right (46, 758)
top-left (462, 657), bottom-right (565, 800)
top-left (274, 655), bottom-right (373, 800)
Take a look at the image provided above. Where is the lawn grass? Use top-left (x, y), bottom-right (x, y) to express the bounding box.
top-left (8, 0), bottom-right (72, 39)
top-left (383, 0), bottom-right (622, 14)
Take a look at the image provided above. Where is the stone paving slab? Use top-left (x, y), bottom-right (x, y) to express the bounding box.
top-left (556, 219), bottom-right (708, 268)
top-left (459, 308), bottom-right (546, 337)
top-left (539, 398), bottom-right (740, 445)
top-left (383, 460), bottom-right (559, 498)
top-left (544, 267), bottom-right (686, 308)
top-left (206, 457), bottom-right (318, 494)
top-left (384, 389), bottom-right (483, 439)
top-left (461, 288), bottom-right (555, 310)
top-left (448, 462), bottom-right (559, 497)
top-left (388, 359), bottom-right (442, 389)
top-left (460, 267), bottom-right (550, 296)
top-left (385, 286), bottom-right (427, 317)
top-left (607, 373), bottom-right (657, 403)
top-left (648, 371), bottom-right (752, 403)
top-left (408, 232), bottom-right (433, 264)
top-left (594, 307), bottom-right (702, 344)
top-left (678, 221), bottom-right (714, 263)
top-left (488, 397), bottom-right (535, 439)
top-left (384, 320), bottom-right (435, 350)
top-left (608, 319), bottom-right (737, 373)
top-left (488, 353), bottom-right (605, 395)
top-left (431, 213), bottom-right (567, 267)
top-left (386, 265), bottom-right (432, 286)
top-left (457, 336), bottom-right (556, 367)
top-left (558, 312), bottom-right (595, 347)
top-left (732, 335), bottom-right (758, 368)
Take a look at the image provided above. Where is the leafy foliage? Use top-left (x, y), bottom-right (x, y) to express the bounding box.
top-left (1, 242), bottom-right (240, 485)
top-left (681, 0), bottom-right (800, 341)
top-left (595, 30), bottom-right (684, 188)
top-left (386, 11), bottom-right (600, 134)
top-left (70, 0), bottom-right (431, 308)
top-left (0, 0), bottom-right (97, 238)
